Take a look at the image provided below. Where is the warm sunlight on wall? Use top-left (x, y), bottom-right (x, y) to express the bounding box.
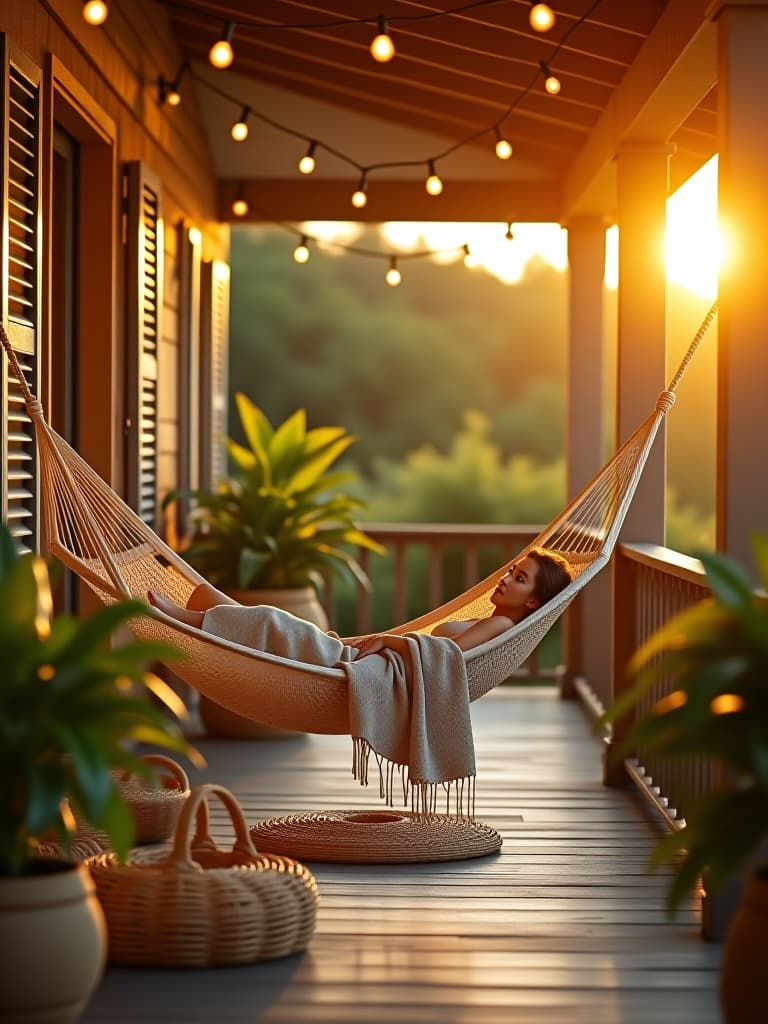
top-left (605, 156), bottom-right (721, 297)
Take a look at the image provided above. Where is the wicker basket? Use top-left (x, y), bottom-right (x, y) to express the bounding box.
top-left (117, 753), bottom-right (190, 844)
top-left (88, 783), bottom-right (319, 967)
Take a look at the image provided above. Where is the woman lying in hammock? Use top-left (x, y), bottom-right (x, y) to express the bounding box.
top-left (148, 547), bottom-right (574, 659)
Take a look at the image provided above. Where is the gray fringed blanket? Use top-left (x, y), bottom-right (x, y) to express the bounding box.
top-left (202, 604), bottom-right (476, 815)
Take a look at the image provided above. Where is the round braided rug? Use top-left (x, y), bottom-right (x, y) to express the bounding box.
top-left (249, 809), bottom-right (502, 863)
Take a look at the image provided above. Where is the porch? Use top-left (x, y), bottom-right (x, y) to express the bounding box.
top-left (82, 684), bottom-right (722, 1024)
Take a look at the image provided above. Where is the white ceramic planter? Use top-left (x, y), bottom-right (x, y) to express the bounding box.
top-left (0, 860), bottom-right (106, 1023)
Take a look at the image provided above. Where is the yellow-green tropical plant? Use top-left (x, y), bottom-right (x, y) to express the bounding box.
top-left (0, 521), bottom-right (199, 876)
top-left (165, 393), bottom-right (385, 592)
top-left (600, 532), bottom-right (768, 914)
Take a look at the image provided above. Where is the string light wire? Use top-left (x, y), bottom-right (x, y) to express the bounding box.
top-left (161, 0), bottom-right (604, 200)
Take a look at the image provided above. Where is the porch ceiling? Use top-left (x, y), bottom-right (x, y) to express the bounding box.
top-left (155, 0), bottom-right (718, 224)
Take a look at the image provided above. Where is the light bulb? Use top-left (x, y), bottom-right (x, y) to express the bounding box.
top-left (463, 244), bottom-right (477, 268)
top-left (298, 142), bottom-right (317, 175)
top-left (505, 222), bottom-right (514, 241)
top-left (293, 240), bottom-right (310, 264)
top-left (370, 17), bottom-right (395, 62)
top-left (83, 0), bottom-right (108, 25)
top-left (209, 21), bottom-right (235, 69)
top-left (385, 260), bottom-right (401, 287)
top-left (494, 128), bottom-right (513, 160)
top-left (529, 3), bottom-right (555, 32)
top-left (166, 86), bottom-right (181, 107)
top-left (425, 161), bottom-right (443, 196)
top-left (209, 39), bottom-right (233, 68)
top-left (231, 108), bottom-right (250, 142)
top-left (545, 74), bottom-right (561, 94)
top-left (232, 197), bottom-right (248, 217)
top-left (352, 174), bottom-right (368, 208)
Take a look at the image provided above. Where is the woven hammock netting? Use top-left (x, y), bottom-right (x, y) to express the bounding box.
top-left (0, 305), bottom-right (717, 735)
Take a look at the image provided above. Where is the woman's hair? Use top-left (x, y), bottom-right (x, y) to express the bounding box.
top-left (527, 547), bottom-right (575, 605)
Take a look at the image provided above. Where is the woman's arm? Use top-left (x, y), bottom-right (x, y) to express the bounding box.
top-left (352, 615), bottom-right (513, 657)
top-left (434, 615), bottom-right (513, 652)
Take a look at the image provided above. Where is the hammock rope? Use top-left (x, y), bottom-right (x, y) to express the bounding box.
top-left (0, 305), bottom-right (717, 734)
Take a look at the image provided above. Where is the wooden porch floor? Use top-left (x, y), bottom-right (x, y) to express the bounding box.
top-left (82, 686), bottom-right (723, 1024)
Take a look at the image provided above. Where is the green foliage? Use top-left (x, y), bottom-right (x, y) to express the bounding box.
top-left (228, 227), bottom-right (567, 476)
top-left (167, 394), bottom-right (385, 591)
top-left (599, 533), bottom-right (768, 914)
top-left (0, 522), bottom-right (196, 876)
top-left (360, 409), bottom-right (565, 525)
top-left (666, 487), bottom-right (715, 556)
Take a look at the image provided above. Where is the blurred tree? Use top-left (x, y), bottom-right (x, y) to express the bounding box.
top-left (229, 227), bottom-right (567, 475)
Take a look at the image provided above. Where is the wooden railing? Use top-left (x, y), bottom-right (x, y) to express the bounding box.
top-left (607, 543), bottom-right (713, 826)
top-left (324, 523), bottom-right (563, 681)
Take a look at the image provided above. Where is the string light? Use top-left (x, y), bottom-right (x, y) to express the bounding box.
top-left (540, 60), bottom-right (561, 94)
top-left (298, 142), bottom-right (317, 175)
top-left (158, 65), bottom-right (187, 107)
top-left (425, 160), bottom-right (443, 196)
top-left (370, 16), bottom-right (395, 62)
top-left (463, 244), bottom-right (477, 268)
top-left (293, 236), bottom-right (310, 263)
top-left (352, 173), bottom-right (368, 209)
top-left (250, 213), bottom-right (471, 287)
top-left (529, 3), bottom-right (555, 32)
top-left (494, 126), bottom-right (513, 160)
top-left (230, 106), bottom-right (251, 142)
top-left (209, 20), bottom-right (235, 69)
top-left (82, 0), bottom-right (108, 25)
top-left (167, 1), bottom-right (601, 201)
top-left (385, 257), bottom-right (402, 287)
top-left (231, 187), bottom-right (249, 217)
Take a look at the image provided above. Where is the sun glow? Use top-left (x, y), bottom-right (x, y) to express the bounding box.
top-left (665, 157), bottom-right (722, 299)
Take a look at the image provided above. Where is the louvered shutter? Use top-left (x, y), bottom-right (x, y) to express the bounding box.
top-left (124, 162), bottom-right (163, 527)
top-left (1, 41), bottom-right (42, 553)
top-left (176, 223), bottom-right (202, 530)
top-left (199, 260), bottom-right (230, 490)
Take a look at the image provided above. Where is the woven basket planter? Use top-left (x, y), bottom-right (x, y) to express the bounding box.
top-left (117, 753), bottom-right (190, 844)
top-left (88, 784), bottom-right (319, 967)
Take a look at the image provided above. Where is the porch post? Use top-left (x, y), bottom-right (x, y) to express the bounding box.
top-left (605, 143), bottom-right (672, 784)
top-left (708, 0), bottom-right (768, 573)
top-left (560, 217), bottom-right (607, 700)
top-left (702, 0), bottom-right (768, 942)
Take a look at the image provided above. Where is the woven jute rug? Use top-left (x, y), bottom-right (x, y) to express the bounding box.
top-left (249, 809), bottom-right (502, 863)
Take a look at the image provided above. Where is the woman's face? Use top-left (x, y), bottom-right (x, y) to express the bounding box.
top-left (490, 556), bottom-right (541, 617)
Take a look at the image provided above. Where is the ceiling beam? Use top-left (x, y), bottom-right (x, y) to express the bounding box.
top-left (561, 0), bottom-right (717, 221)
top-left (219, 178), bottom-right (564, 224)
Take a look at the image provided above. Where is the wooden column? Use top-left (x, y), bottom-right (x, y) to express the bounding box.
top-left (614, 143), bottom-right (673, 541)
top-left (560, 217), bottom-right (607, 700)
top-left (709, 0), bottom-right (768, 574)
top-left (606, 143), bottom-right (672, 783)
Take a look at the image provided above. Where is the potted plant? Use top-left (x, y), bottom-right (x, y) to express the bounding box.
top-left (0, 521), bottom-right (198, 1023)
top-left (600, 532), bottom-right (768, 1024)
top-left (165, 393), bottom-right (385, 736)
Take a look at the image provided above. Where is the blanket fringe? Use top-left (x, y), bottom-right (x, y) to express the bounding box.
top-left (352, 737), bottom-right (476, 819)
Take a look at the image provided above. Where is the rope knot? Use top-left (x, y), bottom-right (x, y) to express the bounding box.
top-left (656, 391), bottom-right (676, 413)
top-left (26, 398), bottom-right (44, 419)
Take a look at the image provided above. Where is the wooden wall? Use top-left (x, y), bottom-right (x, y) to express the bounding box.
top-left (1, 0), bottom-right (228, 538)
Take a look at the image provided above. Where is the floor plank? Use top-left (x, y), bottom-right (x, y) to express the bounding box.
top-left (82, 686), bottom-right (723, 1024)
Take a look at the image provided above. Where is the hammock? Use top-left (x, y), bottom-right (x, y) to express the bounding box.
top-left (0, 307), bottom-right (717, 735)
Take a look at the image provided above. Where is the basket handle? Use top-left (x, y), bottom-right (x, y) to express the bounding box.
top-left (136, 753), bottom-right (190, 792)
top-left (168, 784), bottom-right (259, 870)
